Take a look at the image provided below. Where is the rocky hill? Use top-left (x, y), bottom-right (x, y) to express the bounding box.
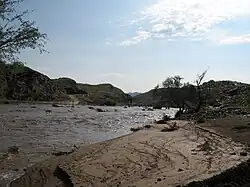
top-left (77, 83), bottom-right (132, 106)
top-left (0, 62), bottom-right (69, 101)
top-left (53, 78), bottom-right (87, 95)
top-left (133, 80), bottom-right (250, 109)
top-left (0, 62), bottom-right (132, 105)
top-left (201, 80), bottom-right (250, 108)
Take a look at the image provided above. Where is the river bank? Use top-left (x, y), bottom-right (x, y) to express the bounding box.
top-left (7, 120), bottom-right (249, 187)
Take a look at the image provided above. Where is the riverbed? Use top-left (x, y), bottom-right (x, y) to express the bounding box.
top-left (0, 104), bottom-right (177, 184)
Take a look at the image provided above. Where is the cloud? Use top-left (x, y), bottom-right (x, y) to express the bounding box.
top-left (120, 0), bottom-right (250, 45)
top-left (119, 31), bottom-right (151, 46)
top-left (220, 34), bottom-right (250, 44)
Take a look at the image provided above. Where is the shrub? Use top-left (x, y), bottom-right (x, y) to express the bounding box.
top-left (197, 117), bottom-right (205, 123)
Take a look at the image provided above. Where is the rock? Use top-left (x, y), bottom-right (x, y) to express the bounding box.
top-left (124, 106), bottom-right (128, 108)
top-left (147, 108), bottom-right (154, 111)
top-left (156, 119), bottom-right (167, 124)
top-left (8, 146), bottom-right (19, 154)
top-left (162, 115), bottom-right (171, 121)
top-left (114, 109), bottom-right (118, 112)
top-left (178, 168), bottom-right (184, 172)
top-left (52, 150), bottom-right (74, 156)
top-left (88, 106), bottom-right (94, 110)
top-left (175, 110), bottom-right (183, 119)
top-left (157, 178), bottom-right (162, 181)
top-left (45, 109), bottom-right (52, 113)
top-left (144, 124), bottom-right (152, 129)
top-left (161, 123), bottom-right (179, 132)
top-left (96, 108), bottom-right (105, 112)
top-left (155, 115), bottom-right (171, 124)
top-left (130, 126), bottom-right (143, 132)
top-left (52, 103), bottom-right (60, 107)
top-left (240, 152), bottom-right (248, 156)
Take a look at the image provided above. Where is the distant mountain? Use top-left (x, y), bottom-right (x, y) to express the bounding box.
top-left (127, 92), bottom-right (141, 97)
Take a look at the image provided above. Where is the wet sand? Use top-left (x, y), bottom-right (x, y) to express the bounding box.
top-left (9, 121), bottom-right (249, 187)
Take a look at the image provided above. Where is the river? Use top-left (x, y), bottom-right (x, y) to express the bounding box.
top-left (0, 104), bottom-right (177, 184)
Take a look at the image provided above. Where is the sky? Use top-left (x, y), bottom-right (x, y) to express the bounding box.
top-left (19, 0), bottom-right (250, 93)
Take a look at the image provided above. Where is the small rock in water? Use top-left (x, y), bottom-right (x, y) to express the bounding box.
top-left (8, 146), bottom-right (19, 154)
top-left (144, 124), bottom-right (152, 129)
top-left (96, 108), bottom-right (105, 112)
top-left (240, 152), bottom-right (248, 156)
top-left (52, 103), bottom-right (60, 107)
top-left (88, 106), bottom-right (94, 110)
top-left (45, 109), bottom-right (52, 113)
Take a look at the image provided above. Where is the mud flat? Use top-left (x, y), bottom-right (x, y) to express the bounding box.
top-left (6, 120), bottom-right (249, 187)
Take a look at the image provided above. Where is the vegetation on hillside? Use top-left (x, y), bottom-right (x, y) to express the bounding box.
top-left (0, 61), bottom-right (69, 101)
top-left (133, 68), bottom-right (250, 118)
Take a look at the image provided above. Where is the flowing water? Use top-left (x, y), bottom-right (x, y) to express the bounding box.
top-left (0, 104), bottom-right (177, 184)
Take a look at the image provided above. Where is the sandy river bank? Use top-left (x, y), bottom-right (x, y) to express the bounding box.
top-left (7, 120), bottom-right (249, 187)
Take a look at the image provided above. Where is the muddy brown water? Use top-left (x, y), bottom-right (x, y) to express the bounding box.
top-left (0, 104), bottom-right (177, 185)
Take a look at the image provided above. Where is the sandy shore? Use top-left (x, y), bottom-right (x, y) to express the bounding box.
top-left (6, 120), bottom-right (250, 187)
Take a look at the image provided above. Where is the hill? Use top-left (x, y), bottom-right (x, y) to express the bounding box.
top-left (0, 62), bottom-right (132, 105)
top-left (0, 61), bottom-right (69, 101)
top-left (77, 83), bottom-right (132, 106)
top-left (133, 80), bottom-right (250, 109)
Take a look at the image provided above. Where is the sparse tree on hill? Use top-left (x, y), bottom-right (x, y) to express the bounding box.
top-left (0, 0), bottom-right (47, 62)
top-left (160, 71), bottom-right (207, 118)
top-left (162, 75), bottom-right (183, 88)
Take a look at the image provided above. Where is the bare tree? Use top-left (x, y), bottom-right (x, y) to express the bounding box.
top-left (181, 70), bottom-right (208, 113)
top-left (194, 69), bottom-right (208, 112)
top-left (0, 0), bottom-right (47, 62)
